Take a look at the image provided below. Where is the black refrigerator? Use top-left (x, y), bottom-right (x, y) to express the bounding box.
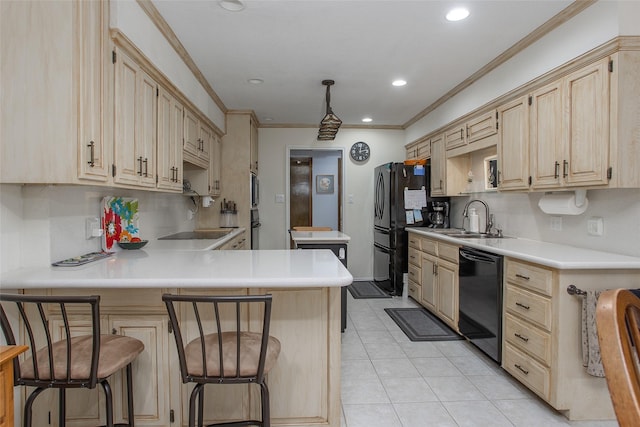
top-left (373, 162), bottom-right (447, 295)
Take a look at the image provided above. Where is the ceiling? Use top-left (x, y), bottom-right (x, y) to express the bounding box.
top-left (150, 0), bottom-right (579, 128)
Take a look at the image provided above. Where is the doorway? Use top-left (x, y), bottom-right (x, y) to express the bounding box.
top-left (287, 148), bottom-right (344, 241)
top-left (290, 157), bottom-right (313, 230)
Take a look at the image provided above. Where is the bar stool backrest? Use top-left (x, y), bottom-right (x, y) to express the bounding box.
top-left (162, 294), bottom-right (276, 385)
top-left (0, 294), bottom-right (101, 389)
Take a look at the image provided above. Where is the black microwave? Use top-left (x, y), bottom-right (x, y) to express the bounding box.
top-left (250, 173), bottom-right (259, 207)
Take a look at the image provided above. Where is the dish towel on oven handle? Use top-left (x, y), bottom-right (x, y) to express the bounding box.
top-left (582, 289), bottom-right (605, 377)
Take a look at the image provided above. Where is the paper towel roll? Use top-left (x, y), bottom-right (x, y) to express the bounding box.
top-left (538, 191), bottom-right (588, 215)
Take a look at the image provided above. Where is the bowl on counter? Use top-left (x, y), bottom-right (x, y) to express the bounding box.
top-left (117, 240), bottom-right (148, 250)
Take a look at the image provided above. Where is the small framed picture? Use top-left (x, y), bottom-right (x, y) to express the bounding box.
top-left (484, 156), bottom-right (498, 190)
top-left (316, 175), bottom-right (334, 194)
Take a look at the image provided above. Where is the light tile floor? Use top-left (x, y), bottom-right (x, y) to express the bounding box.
top-left (340, 292), bottom-right (619, 427)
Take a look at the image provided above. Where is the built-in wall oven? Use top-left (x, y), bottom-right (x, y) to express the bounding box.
top-left (458, 247), bottom-right (503, 363)
top-left (250, 208), bottom-right (260, 249)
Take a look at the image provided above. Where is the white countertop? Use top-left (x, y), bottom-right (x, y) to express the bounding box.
top-left (407, 227), bottom-right (640, 270)
top-left (290, 230), bottom-right (351, 244)
top-left (1, 249), bottom-right (353, 290)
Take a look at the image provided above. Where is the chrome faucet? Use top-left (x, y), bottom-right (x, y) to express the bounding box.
top-left (462, 199), bottom-right (492, 234)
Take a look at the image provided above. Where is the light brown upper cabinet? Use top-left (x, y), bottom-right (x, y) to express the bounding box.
top-left (430, 133), bottom-right (446, 196)
top-left (529, 81), bottom-right (563, 190)
top-left (250, 116), bottom-right (259, 173)
top-left (531, 59), bottom-right (610, 189)
top-left (209, 134), bottom-right (222, 197)
top-left (113, 47), bottom-right (157, 188)
top-left (157, 86), bottom-right (184, 192)
top-left (183, 108), bottom-right (211, 169)
top-left (405, 137), bottom-right (431, 160)
top-left (1, 0), bottom-right (112, 184)
top-left (445, 110), bottom-right (498, 151)
top-left (497, 96), bottom-right (530, 191)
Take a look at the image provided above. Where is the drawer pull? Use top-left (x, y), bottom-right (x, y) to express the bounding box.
top-left (514, 363), bottom-right (529, 375)
top-left (409, 271), bottom-right (416, 277)
top-left (515, 273), bottom-right (530, 280)
top-left (514, 333), bottom-right (529, 343)
top-left (515, 302), bottom-right (530, 310)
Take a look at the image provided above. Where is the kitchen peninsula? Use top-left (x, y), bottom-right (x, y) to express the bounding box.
top-left (1, 249), bottom-right (352, 427)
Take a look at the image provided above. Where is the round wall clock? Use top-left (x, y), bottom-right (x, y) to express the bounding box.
top-left (350, 141), bottom-right (370, 162)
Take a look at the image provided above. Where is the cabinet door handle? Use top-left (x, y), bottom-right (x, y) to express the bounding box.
top-left (88, 141), bottom-right (95, 167)
top-left (514, 333), bottom-right (529, 343)
top-left (514, 363), bottom-right (529, 375)
top-left (111, 328), bottom-right (117, 335)
top-left (515, 273), bottom-right (530, 281)
top-left (554, 161), bottom-right (560, 179)
top-left (460, 128), bottom-right (463, 140)
top-left (433, 264), bottom-right (438, 275)
top-left (563, 160), bottom-right (569, 178)
top-left (515, 302), bottom-right (530, 310)
top-left (138, 156), bottom-right (143, 176)
top-left (143, 158), bottom-right (148, 177)
top-left (466, 125), bottom-right (469, 139)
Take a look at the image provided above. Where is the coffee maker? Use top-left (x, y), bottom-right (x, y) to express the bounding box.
top-left (427, 201), bottom-right (450, 228)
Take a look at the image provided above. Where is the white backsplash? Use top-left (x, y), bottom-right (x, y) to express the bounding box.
top-left (0, 184), bottom-right (195, 273)
top-left (449, 188), bottom-right (640, 258)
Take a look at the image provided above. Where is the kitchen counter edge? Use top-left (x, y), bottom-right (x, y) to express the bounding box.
top-left (407, 228), bottom-right (640, 270)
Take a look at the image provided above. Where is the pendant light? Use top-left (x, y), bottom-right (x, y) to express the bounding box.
top-left (317, 80), bottom-right (342, 141)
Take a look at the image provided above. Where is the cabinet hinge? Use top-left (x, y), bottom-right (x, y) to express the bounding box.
top-left (112, 50), bottom-right (116, 64)
top-left (608, 60), bottom-right (614, 72)
top-left (607, 166), bottom-right (612, 180)
top-left (112, 164), bottom-right (116, 177)
top-left (528, 96), bottom-right (532, 106)
top-left (168, 320), bottom-right (173, 334)
top-left (170, 409), bottom-right (175, 423)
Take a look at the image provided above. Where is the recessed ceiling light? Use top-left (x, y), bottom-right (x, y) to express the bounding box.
top-left (264, 117), bottom-right (273, 121)
top-left (446, 7), bottom-right (470, 22)
top-left (392, 79), bottom-right (407, 87)
top-left (247, 78), bottom-right (264, 84)
top-left (219, 0), bottom-right (245, 12)
top-left (362, 117), bottom-right (373, 123)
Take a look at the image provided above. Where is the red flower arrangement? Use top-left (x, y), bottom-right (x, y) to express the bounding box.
top-left (103, 207), bottom-right (122, 250)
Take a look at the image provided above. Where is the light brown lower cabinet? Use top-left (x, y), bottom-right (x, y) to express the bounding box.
top-left (503, 257), bottom-right (640, 420)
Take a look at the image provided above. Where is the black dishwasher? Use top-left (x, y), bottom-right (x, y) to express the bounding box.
top-left (458, 247), bottom-right (503, 363)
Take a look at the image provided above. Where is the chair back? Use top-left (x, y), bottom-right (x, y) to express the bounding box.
top-left (0, 294), bottom-right (101, 389)
top-left (596, 288), bottom-right (640, 427)
top-left (162, 294), bottom-right (277, 385)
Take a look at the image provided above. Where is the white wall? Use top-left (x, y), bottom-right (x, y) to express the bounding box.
top-left (311, 151), bottom-right (341, 230)
top-left (111, 0), bottom-right (225, 131)
top-left (258, 128), bottom-right (405, 280)
top-left (406, 1), bottom-right (626, 142)
top-left (0, 184), bottom-right (195, 274)
top-left (405, 1), bottom-right (640, 259)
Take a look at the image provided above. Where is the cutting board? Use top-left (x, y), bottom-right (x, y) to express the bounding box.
top-left (101, 197), bottom-right (140, 251)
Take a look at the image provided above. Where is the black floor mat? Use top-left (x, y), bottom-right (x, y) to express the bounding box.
top-left (385, 307), bottom-right (463, 341)
top-left (347, 281), bottom-right (391, 299)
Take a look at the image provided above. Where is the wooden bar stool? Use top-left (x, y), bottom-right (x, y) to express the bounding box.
top-left (0, 294), bottom-right (145, 427)
top-left (162, 294), bottom-right (281, 427)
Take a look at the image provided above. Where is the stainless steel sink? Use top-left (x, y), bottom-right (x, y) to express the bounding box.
top-left (158, 230), bottom-right (232, 240)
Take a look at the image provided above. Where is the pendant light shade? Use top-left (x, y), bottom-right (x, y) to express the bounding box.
top-left (318, 80), bottom-right (342, 141)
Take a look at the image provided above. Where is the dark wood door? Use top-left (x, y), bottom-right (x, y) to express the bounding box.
top-left (290, 158), bottom-right (312, 235)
